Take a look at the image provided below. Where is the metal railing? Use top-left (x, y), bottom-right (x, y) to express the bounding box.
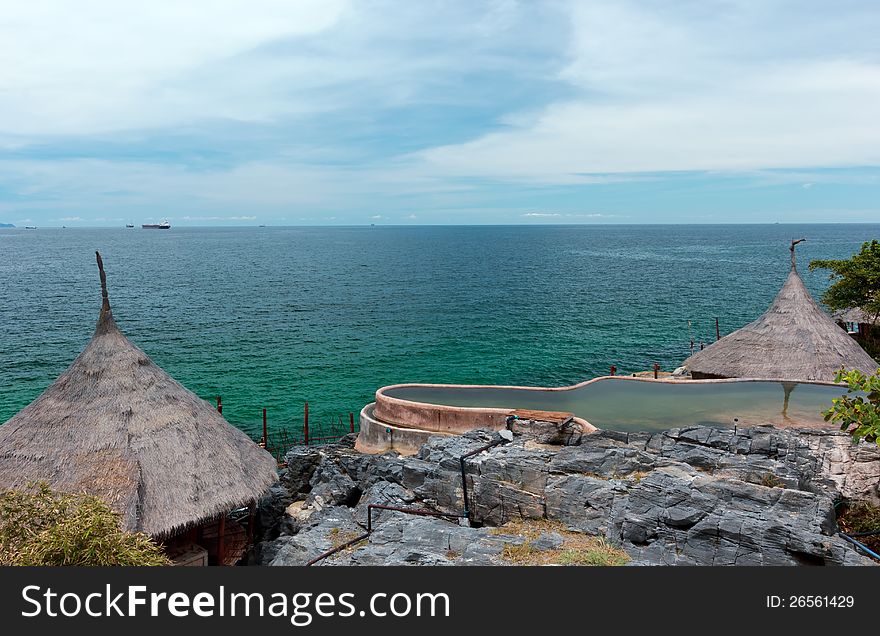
top-left (210, 398), bottom-right (358, 463)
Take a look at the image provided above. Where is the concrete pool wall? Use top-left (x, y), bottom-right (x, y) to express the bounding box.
top-left (356, 403), bottom-right (457, 455)
top-left (356, 375), bottom-right (847, 455)
top-left (374, 382), bottom-right (598, 435)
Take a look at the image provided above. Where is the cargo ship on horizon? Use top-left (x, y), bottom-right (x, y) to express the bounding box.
top-left (142, 220), bottom-right (171, 229)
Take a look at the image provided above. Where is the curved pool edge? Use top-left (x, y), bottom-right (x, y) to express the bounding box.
top-left (359, 375), bottom-right (846, 456)
top-left (379, 374), bottom-right (842, 397)
top-left (372, 374), bottom-right (841, 434)
top-left (356, 401), bottom-right (597, 456)
top-left (374, 385), bottom-right (598, 436)
top-left (355, 403), bottom-right (457, 456)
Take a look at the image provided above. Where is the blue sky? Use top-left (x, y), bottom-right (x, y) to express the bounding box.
top-left (1, 0), bottom-right (879, 226)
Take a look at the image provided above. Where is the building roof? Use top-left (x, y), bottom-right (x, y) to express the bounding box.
top-left (832, 307), bottom-right (877, 325)
top-left (682, 240), bottom-right (878, 381)
top-left (0, 252), bottom-right (278, 537)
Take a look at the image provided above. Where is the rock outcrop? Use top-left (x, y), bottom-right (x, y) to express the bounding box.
top-left (254, 425), bottom-right (880, 566)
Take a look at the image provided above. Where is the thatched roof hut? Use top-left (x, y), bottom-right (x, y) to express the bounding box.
top-left (832, 307), bottom-right (878, 341)
top-left (0, 252), bottom-right (278, 538)
top-left (682, 240), bottom-right (878, 381)
top-left (832, 307), bottom-right (875, 325)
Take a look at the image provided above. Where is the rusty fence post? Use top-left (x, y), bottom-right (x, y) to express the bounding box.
top-left (350, 412), bottom-right (355, 434)
top-left (610, 365), bottom-right (616, 376)
top-left (304, 401), bottom-right (309, 446)
top-left (216, 395), bottom-right (222, 414)
top-left (715, 317), bottom-right (721, 341)
top-left (653, 362), bottom-right (660, 379)
top-left (261, 408), bottom-right (268, 448)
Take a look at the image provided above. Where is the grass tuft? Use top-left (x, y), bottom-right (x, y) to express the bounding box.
top-left (760, 473), bottom-right (784, 488)
top-left (327, 527), bottom-right (364, 550)
top-left (494, 518), bottom-right (629, 566)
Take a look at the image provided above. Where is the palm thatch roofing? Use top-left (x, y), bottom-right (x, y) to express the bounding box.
top-left (0, 252), bottom-right (278, 538)
top-left (682, 240), bottom-right (879, 382)
top-left (832, 307), bottom-right (877, 325)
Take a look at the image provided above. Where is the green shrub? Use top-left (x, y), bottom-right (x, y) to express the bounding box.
top-left (0, 483), bottom-right (169, 566)
top-left (824, 369), bottom-right (880, 445)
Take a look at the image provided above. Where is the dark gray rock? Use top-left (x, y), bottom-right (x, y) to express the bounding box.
top-left (353, 481), bottom-right (417, 527)
top-left (531, 532), bottom-right (565, 551)
top-left (254, 482), bottom-right (294, 542)
top-left (267, 506), bottom-right (364, 566)
top-left (347, 515), bottom-right (512, 566)
top-left (306, 462), bottom-right (359, 508)
top-left (256, 425), bottom-right (879, 567)
top-left (282, 447), bottom-right (322, 494)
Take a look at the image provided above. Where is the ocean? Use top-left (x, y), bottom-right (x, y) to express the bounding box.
top-left (1, 223), bottom-right (877, 437)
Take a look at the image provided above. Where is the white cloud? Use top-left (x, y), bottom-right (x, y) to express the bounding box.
top-left (0, 0), bottom-right (347, 135)
top-left (0, 0), bottom-right (558, 140)
top-left (522, 212), bottom-right (614, 219)
top-left (417, 1), bottom-right (880, 181)
top-left (0, 157), bottom-right (492, 222)
top-left (0, 159), bottom-right (347, 206)
top-left (1, 0), bottom-right (879, 223)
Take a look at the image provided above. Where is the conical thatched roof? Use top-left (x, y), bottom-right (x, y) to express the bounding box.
top-left (682, 240), bottom-right (878, 382)
top-left (0, 252), bottom-right (278, 537)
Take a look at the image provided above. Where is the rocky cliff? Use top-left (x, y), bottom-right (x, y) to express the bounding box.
top-left (254, 423), bottom-right (880, 566)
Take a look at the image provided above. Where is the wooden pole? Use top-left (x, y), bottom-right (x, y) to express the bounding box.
top-left (262, 408), bottom-right (268, 447)
top-left (216, 395), bottom-right (222, 414)
top-left (216, 514), bottom-right (226, 566)
top-left (653, 362), bottom-right (660, 379)
top-left (715, 317), bottom-right (720, 342)
top-left (349, 412), bottom-right (355, 433)
top-left (610, 365), bottom-right (616, 376)
top-left (790, 237), bottom-right (806, 270)
top-left (304, 401), bottom-right (309, 446)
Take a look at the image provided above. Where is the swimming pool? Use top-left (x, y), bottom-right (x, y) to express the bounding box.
top-left (373, 376), bottom-right (848, 435)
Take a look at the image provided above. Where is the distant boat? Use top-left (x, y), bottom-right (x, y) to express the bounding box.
top-left (142, 220), bottom-right (171, 229)
top-left (126, 223), bottom-right (134, 228)
top-left (25, 226), bottom-right (37, 229)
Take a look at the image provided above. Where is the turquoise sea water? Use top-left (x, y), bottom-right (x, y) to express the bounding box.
top-left (1, 224), bottom-right (877, 437)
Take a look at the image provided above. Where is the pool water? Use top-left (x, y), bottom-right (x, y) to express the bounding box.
top-left (382, 379), bottom-right (849, 433)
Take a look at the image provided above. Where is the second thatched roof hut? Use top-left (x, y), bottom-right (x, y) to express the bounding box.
top-left (682, 240), bottom-right (878, 382)
top-left (0, 252), bottom-right (278, 539)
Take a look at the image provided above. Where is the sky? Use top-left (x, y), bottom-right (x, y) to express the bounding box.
top-left (1, 0), bottom-right (879, 227)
